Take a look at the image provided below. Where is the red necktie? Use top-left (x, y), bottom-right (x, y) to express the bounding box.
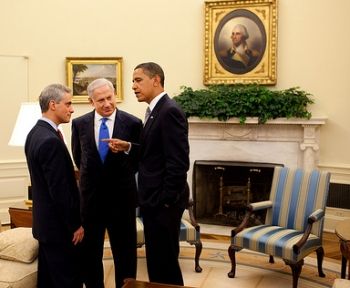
top-left (57, 129), bottom-right (64, 141)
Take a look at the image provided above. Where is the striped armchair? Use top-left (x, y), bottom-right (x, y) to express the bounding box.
top-left (136, 200), bottom-right (203, 273)
top-left (228, 166), bottom-right (331, 288)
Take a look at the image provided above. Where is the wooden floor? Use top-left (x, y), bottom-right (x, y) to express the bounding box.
top-left (201, 230), bottom-right (342, 261)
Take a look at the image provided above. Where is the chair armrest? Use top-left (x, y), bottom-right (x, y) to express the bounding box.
top-left (186, 199), bottom-right (200, 232)
top-left (249, 200), bottom-right (273, 212)
top-left (293, 209), bottom-right (324, 254)
top-left (293, 223), bottom-right (313, 254)
top-left (308, 209), bottom-right (324, 223)
top-left (231, 201), bottom-right (273, 237)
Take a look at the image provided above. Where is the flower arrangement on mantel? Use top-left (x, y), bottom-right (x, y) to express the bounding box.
top-left (173, 84), bottom-right (314, 124)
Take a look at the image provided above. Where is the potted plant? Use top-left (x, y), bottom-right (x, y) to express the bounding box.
top-left (173, 84), bottom-right (314, 124)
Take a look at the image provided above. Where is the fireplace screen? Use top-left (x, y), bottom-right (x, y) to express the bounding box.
top-left (192, 160), bottom-right (282, 227)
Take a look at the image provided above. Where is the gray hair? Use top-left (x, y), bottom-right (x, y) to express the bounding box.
top-left (87, 78), bottom-right (115, 99)
top-left (39, 84), bottom-right (71, 113)
top-left (233, 24), bottom-right (249, 39)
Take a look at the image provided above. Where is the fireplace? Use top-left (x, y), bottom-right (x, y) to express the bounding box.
top-left (193, 160), bottom-right (281, 226)
top-left (186, 117), bottom-right (327, 227)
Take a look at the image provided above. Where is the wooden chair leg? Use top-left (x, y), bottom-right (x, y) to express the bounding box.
top-left (341, 256), bottom-right (347, 279)
top-left (228, 245), bottom-right (237, 278)
top-left (194, 240), bottom-right (203, 273)
top-left (340, 240), bottom-right (350, 279)
top-left (188, 240), bottom-right (202, 273)
top-left (284, 259), bottom-right (304, 288)
top-left (316, 246), bottom-right (326, 277)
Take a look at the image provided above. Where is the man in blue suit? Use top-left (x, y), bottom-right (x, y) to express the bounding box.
top-left (25, 84), bottom-right (84, 288)
top-left (71, 78), bottom-right (142, 288)
top-left (132, 62), bottom-right (190, 286)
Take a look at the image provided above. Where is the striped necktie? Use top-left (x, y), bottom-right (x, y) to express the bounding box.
top-left (98, 118), bottom-right (110, 162)
top-left (144, 107), bottom-right (151, 126)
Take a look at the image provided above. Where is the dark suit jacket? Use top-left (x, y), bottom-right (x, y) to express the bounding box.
top-left (138, 94), bottom-right (190, 209)
top-left (25, 120), bottom-right (81, 243)
top-left (71, 109), bottom-right (142, 224)
top-left (222, 48), bottom-right (259, 74)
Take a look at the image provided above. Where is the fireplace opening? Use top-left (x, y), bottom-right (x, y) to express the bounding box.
top-left (192, 160), bottom-right (283, 227)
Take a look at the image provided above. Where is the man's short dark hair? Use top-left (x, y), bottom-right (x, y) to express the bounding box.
top-left (134, 62), bottom-right (165, 87)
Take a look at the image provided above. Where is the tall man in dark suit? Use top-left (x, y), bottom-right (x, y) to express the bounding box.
top-left (132, 62), bottom-right (190, 285)
top-left (25, 84), bottom-right (84, 288)
top-left (71, 78), bottom-right (142, 288)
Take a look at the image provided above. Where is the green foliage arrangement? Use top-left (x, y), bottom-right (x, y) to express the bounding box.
top-left (173, 84), bottom-right (314, 124)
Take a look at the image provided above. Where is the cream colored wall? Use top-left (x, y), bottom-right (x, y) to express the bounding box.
top-left (276, 0), bottom-right (350, 183)
top-left (0, 0), bottom-right (350, 223)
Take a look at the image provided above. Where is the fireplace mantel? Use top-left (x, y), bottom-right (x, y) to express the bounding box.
top-left (188, 117), bottom-right (327, 173)
top-left (189, 117), bottom-right (327, 126)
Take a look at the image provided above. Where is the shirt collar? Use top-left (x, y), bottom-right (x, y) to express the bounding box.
top-left (94, 109), bottom-right (116, 122)
top-left (149, 92), bottom-right (166, 111)
top-left (41, 116), bottom-right (59, 131)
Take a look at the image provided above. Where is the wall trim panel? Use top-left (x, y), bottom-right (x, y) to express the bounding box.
top-left (0, 160), bottom-right (29, 224)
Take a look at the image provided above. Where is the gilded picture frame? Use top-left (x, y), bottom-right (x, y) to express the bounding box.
top-left (66, 57), bottom-right (123, 103)
top-left (204, 0), bottom-right (277, 85)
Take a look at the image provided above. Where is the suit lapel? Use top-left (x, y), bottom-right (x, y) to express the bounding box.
top-left (82, 111), bottom-right (100, 160)
top-left (112, 110), bottom-right (127, 139)
top-left (142, 94), bottom-right (169, 138)
top-left (37, 120), bottom-right (71, 158)
top-left (37, 119), bottom-right (57, 135)
top-left (86, 111), bottom-right (97, 147)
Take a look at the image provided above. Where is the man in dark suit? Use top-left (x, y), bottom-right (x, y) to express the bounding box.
top-left (71, 78), bottom-right (142, 288)
top-left (132, 62), bottom-right (190, 286)
top-left (25, 84), bottom-right (84, 288)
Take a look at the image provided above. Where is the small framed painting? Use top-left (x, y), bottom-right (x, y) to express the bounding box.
top-left (66, 57), bottom-right (123, 103)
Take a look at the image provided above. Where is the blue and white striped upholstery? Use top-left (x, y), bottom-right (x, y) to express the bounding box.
top-left (136, 216), bottom-right (200, 246)
top-left (179, 218), bottom-right (200, 242)
top-left (232, 166), bottom-right (330, 263)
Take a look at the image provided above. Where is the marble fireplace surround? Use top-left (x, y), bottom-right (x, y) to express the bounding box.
top-left (187, 117), bottom-right (327, 192)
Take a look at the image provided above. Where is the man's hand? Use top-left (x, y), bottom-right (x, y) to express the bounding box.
top-left (72, 226), bottom-right (84, 245)
top-left (101, 138), bottom-right (131, 153)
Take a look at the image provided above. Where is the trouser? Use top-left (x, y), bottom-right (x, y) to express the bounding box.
top-left (142, 205), bottom-right (184, 286)
top-left (37, 241), bottom-right (82, 288)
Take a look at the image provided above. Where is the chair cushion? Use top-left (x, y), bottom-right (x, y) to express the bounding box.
top-left (136, 217), bottom-right (145, 245)
top-left (0, 228), bottom-right (38, 263)
top-left (233, 224), bottom-right (322, 262)
top-left (136, 217), bottom-right (199, 245)
top-left (0, 258), bottom-right (37, 288)
top-left (179, 218), bottom-right (199, 242)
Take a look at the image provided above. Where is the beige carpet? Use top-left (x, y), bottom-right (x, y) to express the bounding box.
top-left (103, 241), bottom-right (340, 288)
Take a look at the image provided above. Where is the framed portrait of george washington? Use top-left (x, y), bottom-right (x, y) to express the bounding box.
top-left (66, 57), bottom-right (123, 103)
top-left (204, 0), bottom-right (277, 85)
